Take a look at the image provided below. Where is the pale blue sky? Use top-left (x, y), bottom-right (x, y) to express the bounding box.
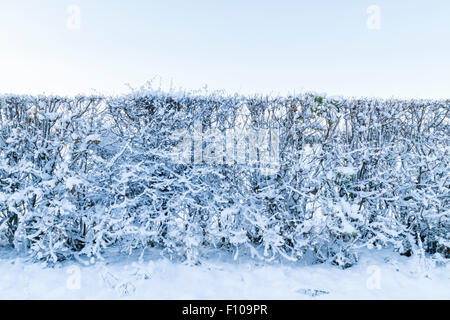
top-left (1, 0), bottom-right (449, 98)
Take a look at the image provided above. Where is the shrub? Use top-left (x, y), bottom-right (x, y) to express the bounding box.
top-left (0, 88), bottom-right (448, 267)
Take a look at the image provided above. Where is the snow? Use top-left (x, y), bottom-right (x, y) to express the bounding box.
top-left (86, 134), bottom-right (101, 142)
top-left (1, 247), bottom-right (448, 300)
top-left (64, 177), bottom-right (84, 190)
top-left (336, 166), bottom-right (358, 175)
top-left (1, 92), bottom-right (448, 298)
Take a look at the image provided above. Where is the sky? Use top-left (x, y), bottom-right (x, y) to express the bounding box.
top-left (0, 0), bottom-right (449, 99)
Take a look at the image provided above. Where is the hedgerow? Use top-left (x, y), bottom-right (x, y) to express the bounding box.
top-left (0, 87), bottom-right (448, 267)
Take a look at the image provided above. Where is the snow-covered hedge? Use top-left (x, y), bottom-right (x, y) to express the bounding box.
top-left (1, 89), bottom-right (449, 267)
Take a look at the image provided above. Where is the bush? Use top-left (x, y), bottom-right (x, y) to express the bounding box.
top-left (0, 88), bottom-right (448, 267)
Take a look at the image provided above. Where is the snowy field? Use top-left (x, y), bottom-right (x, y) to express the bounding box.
top-left (1, 248), bottom-right (448, 300)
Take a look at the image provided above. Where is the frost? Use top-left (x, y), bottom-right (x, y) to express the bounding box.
top-left (0, 91), bottom-right (448, 266)
top-left (336, 166), bottom-right (357, 175)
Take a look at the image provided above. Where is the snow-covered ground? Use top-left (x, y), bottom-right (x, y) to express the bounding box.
top-left (0, 247), bottom-right (448, 299)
